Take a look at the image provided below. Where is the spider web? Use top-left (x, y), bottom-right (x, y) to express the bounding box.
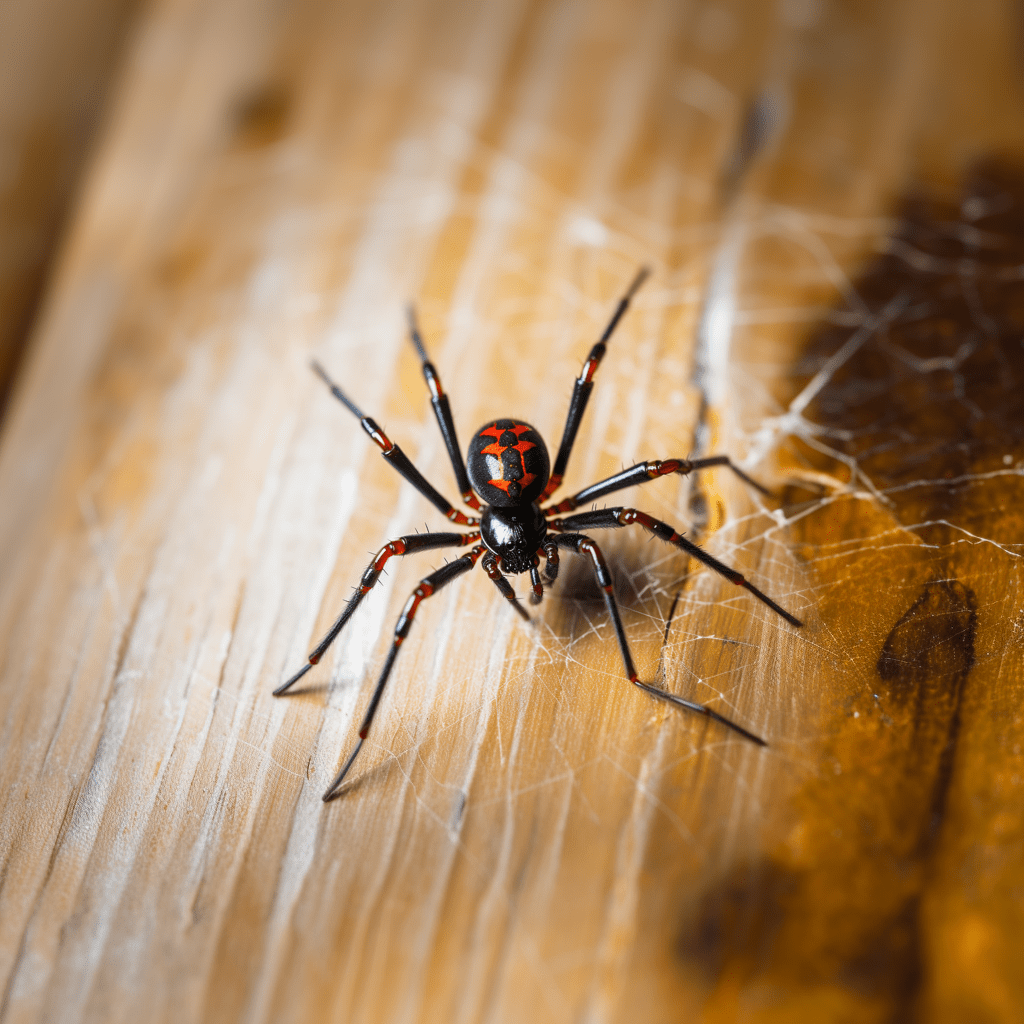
top-left (112, 132), bottom-right (1024, 1023)
top-left (267, 157), bottom-right (1024, 1018)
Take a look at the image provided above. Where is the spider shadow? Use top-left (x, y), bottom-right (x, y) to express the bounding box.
top-left (546, 530), bottom-right (684, 648)
top-left (322, 756), bottom-right (393, 802)
top-left (276, 678), bottom-right (333, 699)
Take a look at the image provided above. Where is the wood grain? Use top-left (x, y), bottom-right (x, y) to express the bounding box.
top-left (2, 1), bottom-right (1023, 1022)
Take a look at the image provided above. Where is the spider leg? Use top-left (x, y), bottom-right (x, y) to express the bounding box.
top-left (551, 507), bottom-right (802, 627)
top-left (551, 532), bottom-right (766, 746)
top-left (545, 455), bottom-right (772, 514)
top-left (406, 307), bottom-right (481, 511)
top-left (528, 555), bottom-right (544, 605)
top-left (541, 540), bottom-right (559, 584)
top-left (323, 544), bottom-right (485, 801)
top-left (276, 530), bottom-right (480, 696)
top-left (539, 267), bottom-right (650, 502)
top-left (482, 552), bottom-right (532, 621)
top-left (310, 360), bottom-right (478, 526)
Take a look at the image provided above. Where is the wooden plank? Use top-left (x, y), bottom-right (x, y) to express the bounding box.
top-left (1, 0), bottom-right (1022, 1021)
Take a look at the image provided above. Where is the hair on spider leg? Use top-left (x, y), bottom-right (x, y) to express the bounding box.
top-left (281, 269), bottom-right (801, 801)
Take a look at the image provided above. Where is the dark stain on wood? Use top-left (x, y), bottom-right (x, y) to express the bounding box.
top-left (678, 160), bottom-right (1024, 1019)
top-left (231, 85), bottom-right (292, 148)
top-left (876, 578), bottom-right (977, 857)
top-left (789, 158), bottom-right (1024, 532)
top-left (877, 581), bottom-right (976, 706)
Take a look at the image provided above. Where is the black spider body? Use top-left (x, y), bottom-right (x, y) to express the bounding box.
top-left (278, 269), bottom-right (803, 802)
top-left (479, 502), bottom-right (547, 575)
top-left (466, 418), bottom-right (551, 506)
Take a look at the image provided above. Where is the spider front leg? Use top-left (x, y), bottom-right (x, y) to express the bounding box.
top-left (525, 542), bottom-right (562, 603)
top-left (551, 507), bottom-right (802, 627)
top-left (541, 540), bottom-right (559, 583)
top-left (276, 530), bottom-right (479, 696)
top-left (545, 455), bottom-right (772, 514)
top-left (551, 532), bottom-right (766, 746)
top-left (540, 267), bottom-right (649, 502)
top-left (406, 307), bottom-right (481, 511)
top-left (528, 556), bottom-right (544, 605)
top-left (482, 552), bottom-right (532, 621)
top-left (323, 544), bottom-right (485, 801)
top-left (311, 360), bottom-right (477, 526)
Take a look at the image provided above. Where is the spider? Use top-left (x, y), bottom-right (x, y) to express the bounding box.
top-left (277, 268), bottom-right (802, 801)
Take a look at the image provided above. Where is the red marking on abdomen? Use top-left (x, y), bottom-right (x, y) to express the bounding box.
top-left (488, 473), bottom-right (536, 493)
top-left (480, 423), bottom-right (536, 488)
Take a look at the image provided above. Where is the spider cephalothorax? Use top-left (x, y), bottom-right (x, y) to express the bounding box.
top-left (277, 269), bottom-right (803, 802)
top-left (478, 502), bottom-right (547, 576)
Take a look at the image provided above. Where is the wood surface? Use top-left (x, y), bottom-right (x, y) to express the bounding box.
top-left (2, 1), bottom-right (1024, 1022)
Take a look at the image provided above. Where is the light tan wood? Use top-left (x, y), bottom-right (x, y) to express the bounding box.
top-left (2, 1), bottom-right (1023, 1021)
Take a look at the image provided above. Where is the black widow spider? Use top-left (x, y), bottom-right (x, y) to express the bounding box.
top-left (277, 268), bottom-right (802, 801)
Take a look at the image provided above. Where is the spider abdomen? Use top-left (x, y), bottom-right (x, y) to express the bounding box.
top-left (480, 504), bottom-right (547, 574)
top-left (467, 418), bottom-right (550, 507)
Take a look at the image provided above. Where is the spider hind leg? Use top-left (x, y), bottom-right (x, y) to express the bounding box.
top-left (551, 507), bottom-right (802, 628)
top-left (551, 531), bottom-right (767, 747)
top-left (276, 530), bottom-right (480, 696)
top-left (322, 545), bottom-right (485, 801)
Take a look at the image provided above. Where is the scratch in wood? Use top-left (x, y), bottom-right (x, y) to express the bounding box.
top-left (77, 490), bottom-right (123, 618)
top-left (236, 738), bottom-right (305, 779)
top-left (41, 782), bottom-right (84, 891)
top-left (111, 580), bottom-right (149, 695)
top-left (450, 789), bottom-right (467, 832)
top-left (0, 847), bottom-right (10, 905)
top-left (654, 588), bottom-right (683, 688)
top-left (40, 613), bottom-right (94, 770)
top-left (187, 785), bottom-right (230, 929)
